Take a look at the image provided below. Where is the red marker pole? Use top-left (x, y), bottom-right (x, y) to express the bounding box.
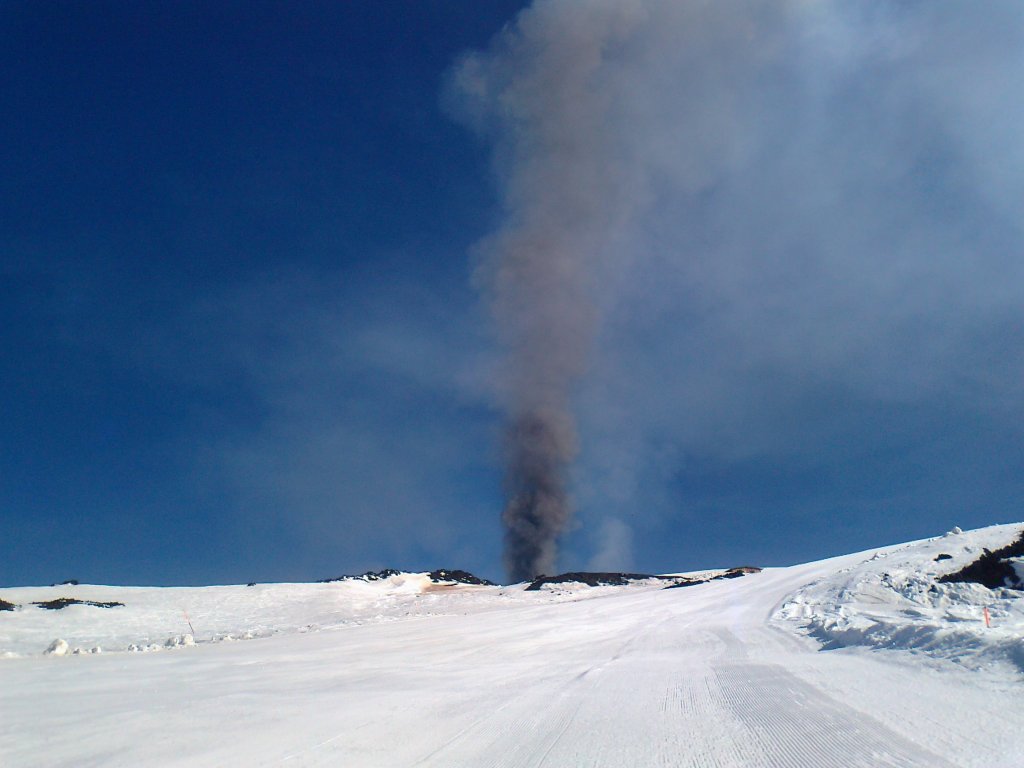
top-left (183, 609), bottom-right (196, 636)
top-left (983, 607), bottom-right (991, 628)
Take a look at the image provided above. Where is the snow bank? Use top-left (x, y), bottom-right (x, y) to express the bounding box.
top-left (774, 523), bottom-right (1024, 672)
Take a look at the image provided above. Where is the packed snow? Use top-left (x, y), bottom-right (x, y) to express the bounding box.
top-left (2, 523), bottom-right (1022, 767)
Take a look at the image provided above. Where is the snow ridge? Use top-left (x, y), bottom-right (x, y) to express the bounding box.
top-left (774, 523), bottom-right (1024, 672)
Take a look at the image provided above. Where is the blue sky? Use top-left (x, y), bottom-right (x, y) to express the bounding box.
top-left (4, 1), bottom-right (1023, 586)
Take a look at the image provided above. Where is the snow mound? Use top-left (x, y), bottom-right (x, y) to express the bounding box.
top-left (774, 523), bottom-right (1024, 672)
top-left (44, 639), bottom-right (68, 656)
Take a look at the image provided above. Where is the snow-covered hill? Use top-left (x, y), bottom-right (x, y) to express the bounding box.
top-left (2, 524), bottom-right (1023, 767)
top-left (0, 568), bottom-right (739, 659)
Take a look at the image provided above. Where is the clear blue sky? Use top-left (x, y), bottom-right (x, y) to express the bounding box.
top-left (4, 1), bottom-right (1022, 586)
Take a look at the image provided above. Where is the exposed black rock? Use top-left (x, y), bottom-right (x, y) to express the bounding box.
top-left (32, 598), bottom-right (124, 610)
top-left (428, 569), bottom-right (495, 586)
top-left (320, 568), bottom-right (495, 585)
top-left (319, 569), bottom-right (403, 584)
top-left (934, 553), bottom-right (953, 561)
top-left (318, 565), bottom-right (763, 590)
top-left (524, 566), bottom-right (763, 592)
top-left (51, 579), bottom-right (79, 586)
top-left (662, 567), bottom-right (763, 589)
top-left (664, 580), bottom-right (703, 589)
top-left (246, 582), bottom-right (257, 587)
top-left (938, 531), bottom-right (1024, 590)
top-left (362, 569), bottom-right (402, 581)
top-left (0, 599), bottom-right (16, 611)
top-left (720, 566), bottom-right (762, 579)
top-left (525, 572), bottom-right (666, 591)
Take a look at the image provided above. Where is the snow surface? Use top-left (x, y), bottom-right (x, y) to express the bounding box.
top-left (2, 524), bottom-right (1023, 767)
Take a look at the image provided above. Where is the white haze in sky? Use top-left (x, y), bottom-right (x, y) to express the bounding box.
top-left (452, 0), bottom-right (1024, 573)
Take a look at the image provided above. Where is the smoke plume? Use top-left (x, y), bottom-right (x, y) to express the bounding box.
top-left (453, 0), bottom-right (1024, 579)
top-left (451, 3), bottom-right (645, 581)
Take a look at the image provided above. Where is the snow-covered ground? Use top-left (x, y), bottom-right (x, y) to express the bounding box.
top-left (2, 524), bottom-right (1022, 767)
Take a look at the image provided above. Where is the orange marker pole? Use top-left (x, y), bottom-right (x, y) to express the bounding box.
top-left (983, 607), bottom-right (991, 628)
top-left (183, 609), bottom-right (196, 635)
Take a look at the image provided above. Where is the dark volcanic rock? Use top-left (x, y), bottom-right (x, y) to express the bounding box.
top-left (360, 569), bottom-right (403, 581)
top-left (51, 579), bottom-right (79, 586)
top-left (321, 568), bottom-right (495, 585)
top-left (525, 572), bottom-right (664, 591)
top-left (662, 566), bottom-right (763, 589)
top-left (525, 566), bottom-right (763, 592)
top-left (663, 579), bottom-right (703, 589)
top-left (32, 598), bottom-right (124, 610)
top-left (428, 569), bottom-right (495, 586)
top-left (319, 568), bottom-right (403, 584)
top-left (0, 599), bottom-right (16, 611)
top-left (938, 531), bottom-right (1024, 590)
top-left (934, 553), bottom-right (953, 561)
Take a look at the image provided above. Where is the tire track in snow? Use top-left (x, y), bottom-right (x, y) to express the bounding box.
top-left (524, 622), bottom-right (755, 768)
top-left (657, 673), bottom-right (762, 768)
top-left (408, 652), bottom-right (614, 767)
top-left (412, 615), bottom-right (691, 768)
top-left (411, 585), bottom-right (966, 768)
top-left (713, 660), bottom-right (959, 768)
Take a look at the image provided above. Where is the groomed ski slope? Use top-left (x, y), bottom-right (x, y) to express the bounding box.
top-left (2, 525), bottom-right (1023, 767)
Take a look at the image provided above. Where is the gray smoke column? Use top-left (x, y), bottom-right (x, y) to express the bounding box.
top-left (452, 0), bottom-right (1024, 579)
top-left (450, 2), bottom-right (645, 581)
